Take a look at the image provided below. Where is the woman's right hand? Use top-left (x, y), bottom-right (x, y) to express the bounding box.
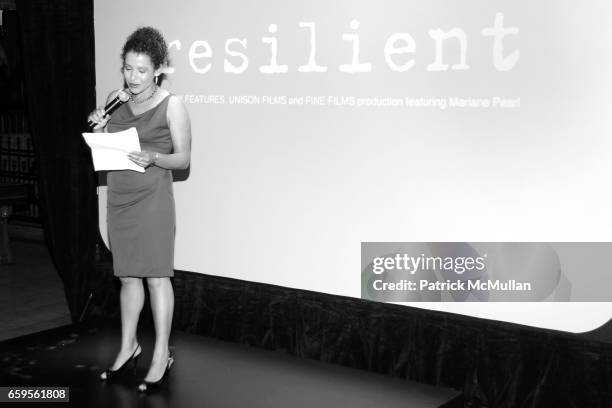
top-left (87, 107), bottom-right (111, 131)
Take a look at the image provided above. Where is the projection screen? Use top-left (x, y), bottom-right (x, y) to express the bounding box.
top-left (94, 0), bottom-right (612, 333)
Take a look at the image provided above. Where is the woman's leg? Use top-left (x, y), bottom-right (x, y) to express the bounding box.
top-left (110, 277), bottom-right (144, 369)
top-left (144, 277), bottom-right (174, 381)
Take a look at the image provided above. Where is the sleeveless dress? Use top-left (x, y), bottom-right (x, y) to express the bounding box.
top-left (106, 94), bottom-right (175, 277)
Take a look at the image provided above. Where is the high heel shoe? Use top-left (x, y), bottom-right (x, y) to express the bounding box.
top-left (137, 352), bottom-right (174, 393)
top-left (99, 344), bottom-right (141, 382)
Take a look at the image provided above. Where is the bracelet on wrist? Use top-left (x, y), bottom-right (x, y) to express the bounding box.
top-left (154, 152), bottom-right (160, 164)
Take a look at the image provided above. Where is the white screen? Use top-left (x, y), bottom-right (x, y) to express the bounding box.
top-left (95, 0), bottom-right (612, 333)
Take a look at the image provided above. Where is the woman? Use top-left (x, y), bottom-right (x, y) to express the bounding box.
top-left (87, 26), bottom-right (191, 393)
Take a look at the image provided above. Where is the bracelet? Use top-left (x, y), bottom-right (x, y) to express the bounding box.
top-left (154, 152), bottom-right (160, 164)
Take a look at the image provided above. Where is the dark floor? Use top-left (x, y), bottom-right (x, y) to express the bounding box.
top-left (0, 228), bottom-right (71, 342)
top-left (0, 319), bottom-right (460, 408)
top-left (0, 228), bottom-right (461, 407)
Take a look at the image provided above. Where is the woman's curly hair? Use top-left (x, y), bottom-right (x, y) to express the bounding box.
top-left (121, 26), bottom-right (170, 82)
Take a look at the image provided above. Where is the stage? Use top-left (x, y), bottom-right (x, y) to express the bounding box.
top-left (0, 319), bottom-right (460, 408)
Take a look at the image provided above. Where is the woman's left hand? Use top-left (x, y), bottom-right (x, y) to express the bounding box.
top-left (128, 151), bottom-right (157, 168)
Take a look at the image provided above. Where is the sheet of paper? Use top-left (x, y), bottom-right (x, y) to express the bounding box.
top-left (82, 127), bottom-right (144, 173)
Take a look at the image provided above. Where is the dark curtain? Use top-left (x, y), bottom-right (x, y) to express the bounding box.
top-left (16, 0), bottom-right (114, 321)
top-left (174, 271), bottom-right (612, 407)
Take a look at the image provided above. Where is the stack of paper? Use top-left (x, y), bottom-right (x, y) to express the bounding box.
top-left (82, 127), bottom-right (144, 173)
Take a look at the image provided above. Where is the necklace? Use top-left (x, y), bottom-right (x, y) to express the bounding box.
top-left (129, 83), bottom-right (158, 104)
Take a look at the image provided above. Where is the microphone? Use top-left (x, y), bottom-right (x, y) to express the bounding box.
top-left (88, 89), bottom-right (130, 129)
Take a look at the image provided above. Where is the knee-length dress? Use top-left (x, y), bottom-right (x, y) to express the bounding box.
top-left (106, 94), bottom-right (175, 277)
